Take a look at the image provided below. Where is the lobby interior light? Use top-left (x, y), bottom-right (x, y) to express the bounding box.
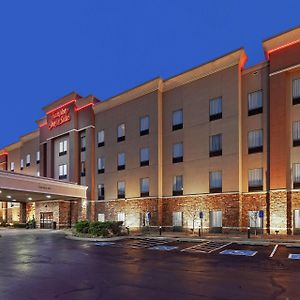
top-left (12, 199), bottom-right (16, 202)
top-left (28, 197), bottom-right (32, 201)
top-left (7, 195), bottom-right (11, 199)
top-left (46, 195), bottom-right (51, 199)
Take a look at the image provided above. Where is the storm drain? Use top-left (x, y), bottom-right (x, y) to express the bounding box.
top-left (181, 241), bottom-right (231, 254)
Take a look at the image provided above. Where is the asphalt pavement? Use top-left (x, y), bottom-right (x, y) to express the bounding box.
top-left (0, 230), bottom-right (299, 300)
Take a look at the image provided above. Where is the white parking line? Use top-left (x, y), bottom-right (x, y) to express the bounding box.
top-left (269, 244), bottom-right (279, 258)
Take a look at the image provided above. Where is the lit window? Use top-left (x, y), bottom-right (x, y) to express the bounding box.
top-left (37, 171), bottom-right (40, 177)
top-left (10, 162), bottom-right (15, 172)
top-left (117, 124), bottom-right (125, 142)
top-left (59, 140), bottom-right (68, 156)
top-left (98, 157), bottom-right (105, 174)
top-left (293, 121), bottom-right (300, 147)
top-left (59, 164), bottom-right (67, 180)
top-left (36, 151), bottom-right (40, 164)
top-left (98, 184), bottom-right (105, 200)
top-left (293, 163), bottom-right (300, 189)
top-left (20, 159), bottom-right (24, 170)
top-left (140, 147), bottom-right (149, 167)
top-left (173, 175), bottom-right (183, 196)
top-left (209, 171), bottom-right (222, 193)
top-left (292, 79), bottom-right (300, 105)
top-left (173, 143), bottom-right (183, 163)
top-left (98, 213), bottom-right (105, 222)
top-left (248, 168), bottom-right (263, 192)
top-left (172, 110), bottom-right (183, 131)
top-left (26, 154), bottom-right (31, 167)
top-left (209, 97), bottom-right (222, 121)
top-left (80, 161), bottom-right (86, 177)
top-left (118, 153), bottom-right (125, 170)
top-left (140, 116), bottom-right (150, 136)
top-left (97, 130), bottom-right (105, 147)
top-left (209, 134), bottom-right (222, 157)
top-left (117, 212), bottom-right (125, 223)
top-left (117, 181), bottom-right (125, 199)
top-left (248, 90), bottom-right (263, 116)
top-left (140, 177), bottom-right (149, 197)
top-left (248, 129), bottom-right (263, 154)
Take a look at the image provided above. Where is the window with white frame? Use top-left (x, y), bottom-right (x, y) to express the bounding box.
top-left (172, 109), bottom-right (183, 131)
top-left (173, 175), bottom-right (183, 196)
top-left (140, 177), bottom-right (149, 197)
top-left (59, 140), bottom-right (67, 156)
top-left (293, 121), bottom-right (300, 147)
top-left (26, 154), bottom-right (31, 167)
top-left (118, 153), bottom-right (125, 170)
top-left (248, 168), bottom-right (263, 191)
top-left (98, 213), bottom-right (105, 222)
top-left (209, 97), bottom-right (222, 121)
top-left (97, 130), bottom-right (105, 147)
top-left (36, 151), bottom-right (40, 164)
top-left (209, 171), bottom-right (222, 193)
top-left (293, 163), bottom-right (300, 189)
top-left (10, 162), bottom-right (14, 172)
top-left (59, 164), bottom-right (67, 180)
top-left (248, 90), bottom-right (263, 115)
top-left (140, 147), bottom-right (149, 166)
top-left (248, 129), bottom-right (263, 153)
top-left (292, 79), bottom-right (300, 105)
top-left (98, 183), bottom-right (105, 200)
top-left (98, 157), bottom-right (105, 173)
top-left (173, 143), bottom-right (183, 163)
top-left (209, 134), bottom-right (222, 157)
top-left (117, 212), bottom-right (125, 223)
top-left (117, 123), bottom-right (125, 142)
top-left (117, 181), bottom-right (125, 199)
top-left (20, 159), bottom-right (24, 170)
top-left (140, 115), bottom-right (150, 136)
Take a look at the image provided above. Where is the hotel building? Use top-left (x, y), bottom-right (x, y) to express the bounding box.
top-left (1, 26), bottom-right (300, 234)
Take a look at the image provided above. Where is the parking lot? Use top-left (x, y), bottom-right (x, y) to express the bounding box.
top-left (1, 231), bottom-right (300, 299)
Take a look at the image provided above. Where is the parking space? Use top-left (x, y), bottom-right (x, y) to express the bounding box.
top-left (95, 238), bottom-right (170, 249)
top-left (270, 244), bottom-right (300, 260)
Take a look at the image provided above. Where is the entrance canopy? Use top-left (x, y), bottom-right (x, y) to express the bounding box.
top-left (0, 170), bottom-right (87, 203)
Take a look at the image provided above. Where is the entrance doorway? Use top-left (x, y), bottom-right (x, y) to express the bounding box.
top-left (294, 210), bottom-right (300, 235)
top-left (40, 212), bottom-right (53, 229)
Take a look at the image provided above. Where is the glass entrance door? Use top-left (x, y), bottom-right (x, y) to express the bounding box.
top-left (40, 212), bottom-right (53, 229)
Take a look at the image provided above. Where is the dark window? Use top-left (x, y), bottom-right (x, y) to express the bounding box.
top-left (209, 97), bottom-right (222, 121)
top-left (140, 116), bottom-right (150, 136)
top-left (172, 110), bottom-right (183, 131)
top-left (173, 143), bottom-right (183, 163)
top-left (248, 130), bottom-right (263, 154)
top-left (209, 134), bottom-right (222, 157)
top-left (80, 161), bottom-right (86, 177)
top-left (98, 184), bottom-right (105, 200)
top-left (248, 90), bottom-right (263, 116)
top-left (117, 136), bottom-right (125, 142)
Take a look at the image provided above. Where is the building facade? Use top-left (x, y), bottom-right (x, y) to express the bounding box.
top-left (1, 26), bottom-right (300, 234)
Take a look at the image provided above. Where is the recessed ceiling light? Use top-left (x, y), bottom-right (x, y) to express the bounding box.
top-left (7, 195), bottom-right (11, 199)
top-left (0, 190), bottom-right (2, 193)
top-left (12, 199), bottom-right (16, 202)
top-left (28, 197), bottom-right (32, 201)
top-left (46, 195), bottom-right (51, 199)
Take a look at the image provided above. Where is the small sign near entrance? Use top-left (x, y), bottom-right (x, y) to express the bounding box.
top-left (259, 210), bottom-right (264, 218)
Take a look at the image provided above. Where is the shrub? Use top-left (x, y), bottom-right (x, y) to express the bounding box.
top-left (75, 220), bottom-right (90, 233)
top-left (13, 222), bottom-right (27, 228)
top-left (88, 222), bottom-right (109, 237)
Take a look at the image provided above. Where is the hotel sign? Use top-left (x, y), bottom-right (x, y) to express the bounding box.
top-left (48, 106), bottom-right (71, 130)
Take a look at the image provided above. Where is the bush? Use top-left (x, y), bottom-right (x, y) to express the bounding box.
top-left (13, 222), bottom-right (27, 228)
top-left (75, 220), bottom-right (90, 233)
top-left (88, 222), bottom-right (109, 237)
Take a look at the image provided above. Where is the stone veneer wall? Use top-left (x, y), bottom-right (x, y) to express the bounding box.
top-left (34, 201), bottom-right (59, 228)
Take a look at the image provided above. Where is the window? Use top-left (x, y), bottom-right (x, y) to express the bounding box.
top-left (20, 159), bottom-right (24, 170)
top-left (36, 151), bottom-right (40, 164)
top-left (209, 97), bottom-right (222, 121)
top-left (172, 110), bottom-right (183, 131)
top-left (172, 212), bottom-right (183, 227)
top-left (209, 134), bottom-right (222, 157)
top-left (140, 177), bottom-right (150, 197)
top-left (293, 164), bottom-right (300, 189)
top-left (248, 129), bottom-right (263, 154)
top-left (10, 162), bottom-right (14, 172)
top-left (248, 168), bottom-right (263, 191)
top-left (37, 171), bottom-right (40, 177)
top-left (173, 143), bottom-right (183, 163)
top-left (248, 90), bottom-right (263, 116)
top-left (80, 161), bottom-right (86, 177)
top-left (118, 153), bottom-right (125, 170)
top-left (81, 133), bottom-right (86, 152)
top-left (117, 123), bottom-right (125, 142)
top-left (98, 184), bottom-right (105, 200)
top-left (292, 79), bottom-right (300, 105)
top-left (248, 211), bottom-right (262, 228)
top-left (26, 154), bottom-right (31, 167)
top-left (97, 130), bottom-right (105, 147)
top-left (140, 116), bottom-right (150, 136)
top-left (59, 164), bottom-right (67, 180)
top-left (117, 181), bottom-right (125, 199)
top-left (98, 157), bottom-right (105, 174)
top-left (117, 212), bottom-right (125, 223)
top-left (293, 121), bottom-right (300, 147)
top-left (209, 171), bottom-right (222, 193)
top-left (173, 175), bottom-right (183, 196)
top-left (98, 213), bottom-right (105, 222)
top-left (59, 140), bottom-right (67, 156)
top-left (140, 147), bottom-right (149, 167)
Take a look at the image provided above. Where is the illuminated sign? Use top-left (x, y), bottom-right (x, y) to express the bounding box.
top-left (48, 106), bottom-right (71, 130)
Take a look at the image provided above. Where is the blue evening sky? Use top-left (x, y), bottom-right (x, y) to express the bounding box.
top-left (0, 0), bottom-right (299, 148)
